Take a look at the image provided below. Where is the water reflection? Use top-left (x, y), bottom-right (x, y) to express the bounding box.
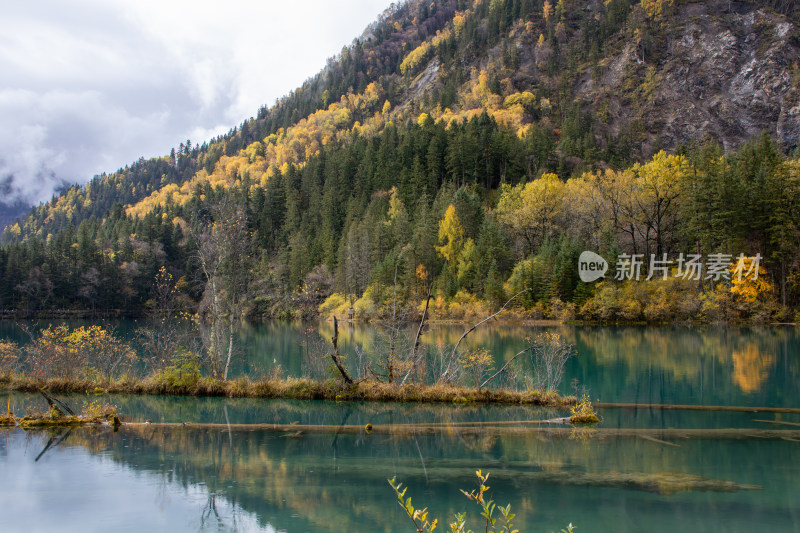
top-left (2, 322), bottom-right (799, 532)
top-left (2, 321), bottom-right (799, 406)
top-left (3, 416), bottom-right (800, 533)
top-left (0, 427), bottom-right (279, 532)
top-left (238, 323), bottom-right (799, 406)
top-left (731, 344), bottom-right (775, 394)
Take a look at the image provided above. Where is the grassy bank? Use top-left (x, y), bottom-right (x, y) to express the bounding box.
top-left (0, 372), bottom-right (575, 407)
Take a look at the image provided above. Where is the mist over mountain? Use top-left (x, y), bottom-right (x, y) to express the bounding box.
top-left (0, 202), bottom-right (30, 232)
top-left (0, 0), bottom-right (394, 210)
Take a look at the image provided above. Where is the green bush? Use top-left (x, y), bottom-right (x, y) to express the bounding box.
top-left (150, 349), bottom-right (201, 390)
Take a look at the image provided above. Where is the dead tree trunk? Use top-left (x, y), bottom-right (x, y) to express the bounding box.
top-left (401, 283), bottom-right (433, 385)
top-left (329, 317), bottom-right (353, 384)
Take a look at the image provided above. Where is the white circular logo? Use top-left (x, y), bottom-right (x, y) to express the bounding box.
top-left (578, 251), bottom-right (608, 283)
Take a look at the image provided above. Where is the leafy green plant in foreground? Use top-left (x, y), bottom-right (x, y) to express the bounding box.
top-left (389, 470), bottom-right (575, 533)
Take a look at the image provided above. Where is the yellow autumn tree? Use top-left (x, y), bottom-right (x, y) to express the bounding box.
top-left (631, 150), bottom-right (688, 256)
top-left (730, 258), bottom-right (772, 303)
top-left (495, 173), bottom-right (566, 253)
top-left (543, 0), bottom-right (554, 23)
top-left (564, 171), bottom-right (611, 246)
top-left (640, 0), bottom-right (674, 23)
top-left (453, 13), bottom-right (467, 37)
top-left (436, 204), bottom-right (465, 272)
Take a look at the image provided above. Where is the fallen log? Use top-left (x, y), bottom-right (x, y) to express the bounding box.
top-left (119, 421), bottom-right (800, 440)
top-left (595, 402), bottom-right (800, 414)
top-left (754, 419), bottom-right (800, 428)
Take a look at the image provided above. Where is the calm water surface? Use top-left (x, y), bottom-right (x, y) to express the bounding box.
top-left (1, 322), bottom-right (799, 532)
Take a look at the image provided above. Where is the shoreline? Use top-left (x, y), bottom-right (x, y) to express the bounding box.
top-left (0, 312), bottom-right (796, 327)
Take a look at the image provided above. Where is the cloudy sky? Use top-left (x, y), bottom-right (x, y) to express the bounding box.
top-left (0, 0), bottom-right (394, 207)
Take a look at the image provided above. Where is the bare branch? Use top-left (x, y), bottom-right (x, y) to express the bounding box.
top-left (401, 283), bottom-right (433, 386)
top-left (440, 289), bottom-right (529, 383)
top-left (480, 347), bottom-right (529, 390)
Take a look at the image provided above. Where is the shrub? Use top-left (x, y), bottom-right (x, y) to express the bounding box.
top-left (26, 324), bottom-right (136, 381)
top-left (458, 348), bottom-right (494, 389)
top-left (81, 399), bottom-right (118, 421)
top-left (0, 340), bottom-right (19, 374)
top-left (549, 298), bottom-right (576, 321)
top-left (149, 349), bottom-right (202, 390)
top-left (527, 332), bottom-right (575, 393)
top-left (352, 283), bottom-right (385, 319)
top-left (318, 293), bottom-right (348, 318)
top-left (569, 394), bottom-right (599, 424)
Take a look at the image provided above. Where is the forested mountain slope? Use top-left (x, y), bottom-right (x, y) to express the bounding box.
top-left (1, 0), bottom-right (798, 322)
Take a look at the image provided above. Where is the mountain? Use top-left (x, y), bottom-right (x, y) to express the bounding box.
top-left (1, 0), bottom-right (799, 321)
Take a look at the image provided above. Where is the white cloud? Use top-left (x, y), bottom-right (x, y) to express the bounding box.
top-left (0, 0), bottom-right (394, 206)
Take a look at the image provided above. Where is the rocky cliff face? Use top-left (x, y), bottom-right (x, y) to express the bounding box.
top-left (585, 0), bottom-right (800, 154)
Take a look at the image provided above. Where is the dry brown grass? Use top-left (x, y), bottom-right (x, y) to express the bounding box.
top-left (0, 373), bottom-right (575, 407)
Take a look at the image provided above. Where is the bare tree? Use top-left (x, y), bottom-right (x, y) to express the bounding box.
top-left (370, 260), bottom-right (414, 383)
top-left (193, 198), bottom-right (253, 379)
top-left (300, 326), bottom-right (329, 380)
top-left (400, 283), bottom-right (433, 385)
top-left (328, 316), bottom-right (354, 384)
top-left (137, 266), bottom-right (198, 374)
top-left (15, 267), bottom-right (54, 315)
top-left (78, 267), bottom-right (101, 316)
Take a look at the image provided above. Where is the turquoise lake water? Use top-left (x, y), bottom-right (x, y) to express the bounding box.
top-left (1, 322), bottom-right (799, 532)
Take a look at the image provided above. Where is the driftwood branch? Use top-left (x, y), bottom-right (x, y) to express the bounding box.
top-left (440, 289), bottom-right (529, 383)
top-left (39, 390), bottom-right (76, 416)
top-left (480, 347), bottom-right (529, 390)
top-left (329, 317), bottom-right (353, 384)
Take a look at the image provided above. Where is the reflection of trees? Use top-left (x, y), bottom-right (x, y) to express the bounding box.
top-left (109, 393), bottom-right (568, 428)
top-left (28, 415), bottom-right (800, 533)
top-left (732, 344), bottom-right (774, 394)
top-left (571, 326), bottom-right (791, 402)
top-left (316, 323), bottom-right (792, 399)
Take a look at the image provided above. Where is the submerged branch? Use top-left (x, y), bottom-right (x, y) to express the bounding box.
top-left (39, 390), bottom-right (76, 416)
